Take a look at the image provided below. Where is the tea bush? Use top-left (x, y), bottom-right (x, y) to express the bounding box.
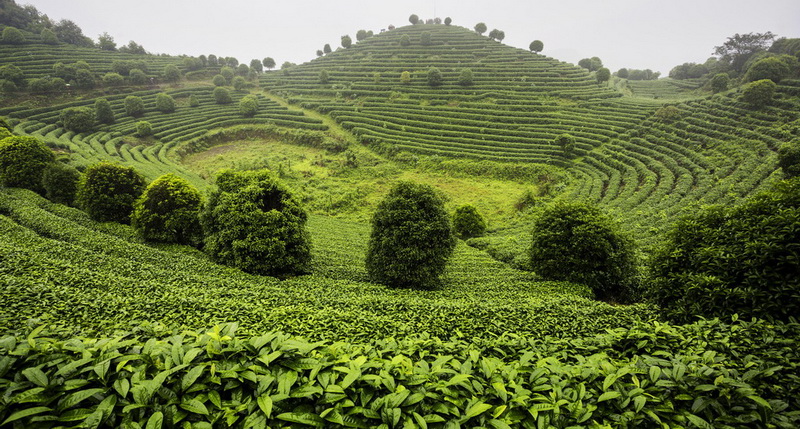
top-left (452, 204), bottom-right (486, 239)
top-left (41, 161), bottom-right (81, 205)
top-left (201, 169), bottom-right (312, 276)
top-left (131, 173), bottom-right (203, 245)
top-left (75, 162), bottom-right (146, 223)
top-left (0, 135), bottom-right (54, 193)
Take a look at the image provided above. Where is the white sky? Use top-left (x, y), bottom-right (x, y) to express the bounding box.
top-left (21, 0), bottom-right (800, 75)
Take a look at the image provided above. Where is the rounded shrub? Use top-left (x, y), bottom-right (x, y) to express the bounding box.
top-left (745, 56), bottom-right (790, 83)
top-left (239, 95), bottom-right (259, 117)
top-left (232, 76), bottom-right (246, 91)
top-left (124, 95), bottom-right (145, 117)
top-left (102, 72), bottom-right (124, 87)
top-left (710, 73), bottom-right (729, 93)
top-left (189, 94), bottom-right (200, 107)
top-left (555, 133), bottom-right (576, 156)
top-left (741, 79), bottom-right (776, 108)
top-left (458, 68), bottom-right (473, 86)
top-left (529, 201), bottom-right (637, 301)
top-left (648, 178), bottom-right (800, 323)
top-left (59, 107), bottom-right (94, 133)
top-left (163, 64), bottom-right (181, 83)
top-left (213, 87), bottom-right (231, 104)
top-left (135, 121), bottom-right (153, 137)
top-left (94, 98), bottom-right (115, 124)
top-left (212, 74), bottom-right (226, 87)
top-left (41, 162), bottom-right (81, 205)
top-left (427, 67), bottom-right (443, 87)
top-left (129, 68), bottom-right (147, 85)
top-left (0, 135), bottom-right (54, 193)
top-left (131, 173), bottom-right (203, 245)
top-left (365, 182), bottom-right (456, 289)
top-left (155, 93), bottom-right (176, 113)
top-left (452, 204), bottom-right (486, 239)
top-left (75, 162), bottom-right (146, 223)
top-left (201, 169), bottom-right (312, 276)
top-left (2, 27), bottom-right (24, 45)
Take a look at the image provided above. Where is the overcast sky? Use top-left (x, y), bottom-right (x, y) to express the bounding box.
top-left (21, 0), bottom-right (800, 75)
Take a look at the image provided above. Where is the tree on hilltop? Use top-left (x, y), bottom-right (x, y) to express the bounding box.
top-left (444, 17), bottom-right (452, 26)
top-left (529, 40), bottom-right (544, 53)
top-left (596, 67), bottom-right (611, 84)
top-left (323, 44), bottom-right (332, 54)
top-left (474, 22), bottom-right (487, 35)
top-left (714, 32), bottom-right (774, 73)
top-left (341, 35), bottom-right (352, 49)
top-left (250, 59), bottom-right (263, 73)
top-left (488, 29), bottom-right (505, 42)
top-left (409, 14), bottom-right (420, 25)
top-left (97, 32), bottom-right (116, 50)
top-left (262, 57), bottom-right (276, 70)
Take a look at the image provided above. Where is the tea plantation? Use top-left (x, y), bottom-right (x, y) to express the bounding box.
top-left (1, 15), bottom-right (800, 428)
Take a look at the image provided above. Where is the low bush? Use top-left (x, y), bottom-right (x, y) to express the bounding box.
top-left (452, 204), bottom-right (486, 239)
top-left (41, 162), bottom-right (81, 205)
top-left (0, 135), bottom-right (54, 193)
top-left (59, 106), bottom-right (94, 133)
top-left (131, 173), bottom-right (203, 245)
top-left (75, 162), bottom-right (146, 223)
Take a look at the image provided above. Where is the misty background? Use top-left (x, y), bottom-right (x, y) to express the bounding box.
top-left (20, 0), bottom-right (800, 75)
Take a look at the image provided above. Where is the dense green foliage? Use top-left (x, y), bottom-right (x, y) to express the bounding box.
top-left (710, 73), bottom-right (729, 93)
top-left (0, 135), bottom-right (54, 193)
top-left (452, 204), bottom-right (486, 239)
top-left (366, 182), bottom-right (456, 289)
top-left (529, 40), bottom-right (543, 53)
top-left (131, 173), bottom-right (203, 245)
top-left (75, 162), bottom-right (146, 223)
top-left (427, 67), bottom-right (442, 87)
top-left (135, 121), bottom-right (153, 137)
top-left (58, 106), bottom-right (94, 133)
top-left (124, 95), bottom-right (145, 117)
top-left (201, 170), bottom-right (312, 276)
top-left (155, 92), bottom-right (176, 113)
top-left (649, 178), bottom-right (800, 323)
top-left (530, 201), bottom-right (637, 301)
top-left (777, 141), bottom-right (800, 178)
top-left (214, 87), bottom-right (232, 104)
top-left (93, 98), bottom-right (115, 124)
top-left (239, 95), bottom-right (259, 118)
top-left (745, 56), bottom-right (791, 83)
top-left (41, 161), bottom-right (81, 205)
top-left (457, 68), bottom-right (473, 86)
top-left (741, 79), bottom-right (777, 108)
top-left (1, 26), bottom-right (24, 44)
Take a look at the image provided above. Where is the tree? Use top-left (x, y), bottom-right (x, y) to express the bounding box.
top-left (220, 66), bottom-right (234, 83)
top-left (366, 182), bottom-right (456, 288)
top-left (400, 71), bottom-right (411, 84)
top-left (555, 133), bottom-right (576, 156)
top-left (262, 57), bottom-right (276, 70)
top-left (239, 95), bottom-right (259, 117)
top-left (74, 68), bottom-right (95, 89)
top-left (59, 107), bottom-right (94, 133)
top-left (40, 27), bottom-right (57, 44)
top-left (714, 32), bottom-right (774, 73)
top-left (94, 98), bottom-right (115, 125)
top-left (155, 93), bottom-right (176, 113)
top-left (409, 14), bottom-right (419, 25)
top-left (595, 67), bottom-right (611, 84)
top-left (452, 204), bottom-right (486, 239)
top-left (529, 201), bottom-right (637, 301)
top-left (124, 96), bottom-right (145, 117)
top-left (400, 34), bottom-right (411, 47)
top-left (444, 17), bottom-right (452, 26)
top-left (213, 87), bottom-right (231, 104)
top-left (2, 26), bottom-right (24, 44)
top-left (53, 19), bottom-right (93, 47)
top-left (232, 76), bottom-right (246, 91)
top-left (341, 35), bottom-right (352, 49)
top-left (458, 68), bottom-right (473, 86)
top-left (249, 58), bottom-right (263, 73)
top-left (474, 22), bottom-right (487, 35)
top-left (212, 74), bottom-right (226, 86)
top-left (616, 68), bottom-right (629, 79)
top-left (119, 40), bottom-right (146, 55)
top-left (529, 40), bottom-right (543, 53)
top-left (129, 68), bottom-right (147, 85)
top-left (427, 67), bottom-right (442, 87)
top-left (102, 72), bottom-right (124, 87)
top-left (648, 178), bottom-right (800, 322)
top-left (710, 73), bottom-right (729, 93)
top-left (135, 121), bottom-right (153, 137)
top-left (41, 162), bottom-right (81, 206)
top-left (740, 79), bottom-right (776, 108)
top-left (488, 29), bottom-right (505, 42)
top-left (201, 169), bottom-right (312, 276)
top-left (97, 32), bottom-right (116, 50)
top-left (745, 56), bottom-right (790, 82)
top-left (76, 162), bottom-right (146, 223)
top-left (131, 174), bottom-right (203, 245)
top-left (318, 69), bottom-right (330, 84)
top-left (236, 64), bottom-right (249, 76)
top-left (0, 135), bottom-right (54, 193)
top-left (420, 32), bottom-right (431, 46)
top-left (207, 54), bottom-right (218, 66)
top-left (578, 57), bottom-right (603, 71)
top-left (163, 64), bottom-right (181, 83)
top-left (316, 50), bottom-right (324, 57)
top-left (356, 29), bottom-right (369, 41)
top-left (189, 94), bottom-right (200, 107)
top-left (778, 142), bottom-right (800, 178)
top-left (323, 44), bottom-right (332, 54)
top-left (0, 64), bottom-right (24, 85)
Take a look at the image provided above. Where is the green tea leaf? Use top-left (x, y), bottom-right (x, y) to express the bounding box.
top-left (22, 367), bottom-right (48, 387)
top-left (1, 406), bottom-right (52, 425)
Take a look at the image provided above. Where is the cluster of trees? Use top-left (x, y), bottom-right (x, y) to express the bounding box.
top-left (408, 15), bottom-right (451, 25)
top-left (615, 68), bottom-right (660, 81)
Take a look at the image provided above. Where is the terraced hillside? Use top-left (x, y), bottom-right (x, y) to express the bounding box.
top-left (264, 25), bottom-right (800, 243)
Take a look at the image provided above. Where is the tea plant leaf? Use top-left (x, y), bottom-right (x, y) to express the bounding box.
top-left (22, 367), bottom-right (48, 387)
top-left (144, 411), bottom-right (163, 429)
top-left (1, 406), bottom-right (52, 425)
